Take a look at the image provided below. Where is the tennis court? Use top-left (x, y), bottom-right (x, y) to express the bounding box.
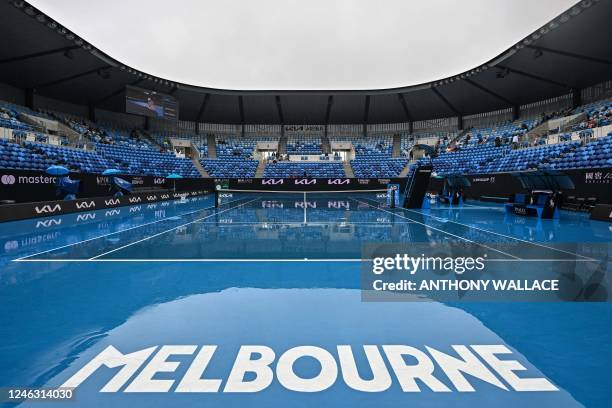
top-left (10, 190), bottom-right (609, 262)
top-left (1, 193), bottom-right (611, 407)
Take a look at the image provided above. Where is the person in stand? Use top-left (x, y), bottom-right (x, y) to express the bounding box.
top-left (512, 134), bottom-right (519, 149)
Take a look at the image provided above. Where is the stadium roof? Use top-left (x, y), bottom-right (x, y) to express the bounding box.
top-left (1, 0), bottom-right (611, 125)
top-left (23, 0), bottom-right (577, 91)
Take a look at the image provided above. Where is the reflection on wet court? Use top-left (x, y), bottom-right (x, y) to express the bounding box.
top-left (1, 194), bottom-right (611, 408)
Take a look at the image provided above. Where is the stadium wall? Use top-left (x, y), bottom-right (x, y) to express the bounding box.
top-left (96, 108), bottom-right (146, 130)
top-left (0, 169), bottom-right (213, 204)
top-left (582, 80), bottom-right (612, 104)
top-left (35, 95), bottom-right (89, 118)
top-left (0, 82), bottom-right (25, 105)
top-left (427, 167), bottom-right (612, 204)
top-left (463, 108), bottom-right (513, 129)
top-left (225, 177), bottom-right (407, 192)
top-left (0, 189), bottom-right (211, 223)
top-left (1, 80), bottom-right (610, 137)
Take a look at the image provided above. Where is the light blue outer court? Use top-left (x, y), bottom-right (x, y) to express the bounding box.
top-left (0, 193), bottom-right (610, 407)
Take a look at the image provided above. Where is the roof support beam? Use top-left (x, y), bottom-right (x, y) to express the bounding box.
top-left (275, 96), bottom-right (285, 139)
top-left (275, 96), bottom-right (285, 125)
top-left (464, 78), bottom-right (515, 106)
top-left (195, 93), bottom-right (210, 134)
top-left (0, 46), bottom-right (80, 65)
top-left (362, 95), bottom-right (370, 137)
top-left (397, 93), bottom-right (414, 133)
top-left (324, 96), bottom-right (333, 137)
top-left (33, 65), bottom-right (110, 89)
top-left (25, 88), bottom-right (35, 110)
top-left (527, 45), bottom-right (612, 66)
top-left (496, 65), bottom-right (573, 89)
top-left (397, 93), bottom-right (413, 122)
top-left (512, 104), bottom-right (520, 120)
top-left (196, 94), bottom-right (210, 122)
top-left (88, 102), bottom-right (96, 122)
top-left (572, 88), bottom-right (582, 109)
top-left (431, 87), bottom-right (461, 116)
top-left (238, 96), bottom-right (245, 137)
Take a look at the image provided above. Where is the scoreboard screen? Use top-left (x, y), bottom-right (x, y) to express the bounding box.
top-left (125, 86), bottom-right (178, 120)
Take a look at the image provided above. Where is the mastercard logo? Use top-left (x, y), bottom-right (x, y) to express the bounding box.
top-left (1, 174), bottom-right (16, 185)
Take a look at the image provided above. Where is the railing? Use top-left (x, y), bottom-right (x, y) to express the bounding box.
top-left (0, 127), bottom-right (16, 140)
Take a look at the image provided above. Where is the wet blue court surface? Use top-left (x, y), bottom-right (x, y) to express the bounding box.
top-left (0, 194), bottom-right (611, 407)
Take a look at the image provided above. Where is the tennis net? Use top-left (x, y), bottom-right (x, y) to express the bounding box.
top-left (215, 189), bottom-right (393, 208)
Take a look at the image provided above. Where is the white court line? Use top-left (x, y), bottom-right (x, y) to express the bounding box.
top-left (199, 221), bottom-right (399, 225)
top-left (462, 202), bottom-right (504, 209)
top-left (13, 258), bottom-right (597, 263)
top-left (486, 259), bottom-right (596, 262)
top-left (14, 258), bottom-right (367, 263)
top-left (427, 206), bottom-right (504, 210)
top-left (88, 197), bottom-right (260, 260)
top-left (303, 192), bottom-right (307, 224)
top-left (400, 206), bottom-right (593, 260)
top-left (351, 198), bottom-right (521, 260)
top-left (13, 201), bottom-right (216, 261)
top-left (13, 196), bottom-right (249, 262)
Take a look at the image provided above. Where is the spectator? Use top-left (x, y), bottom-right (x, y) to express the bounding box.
top-left (512, 134), bottom-right (519, 149)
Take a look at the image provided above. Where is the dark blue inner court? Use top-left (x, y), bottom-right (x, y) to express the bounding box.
top-left (0, 194), bottom-right (610, 408)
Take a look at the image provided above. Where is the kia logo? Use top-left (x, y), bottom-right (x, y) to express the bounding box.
top-left (146, 195), bottom-right (157, 201)
top-left (294, 179), bottom-right (316, 185)
top-left (1, 175), bottom-right (16, 185)
top-left (327, 179), bottom-right (350, 185)
top-left (105, 209), bottom-right (121, 216)
top-left (36, 218), bottom-right (62, 227)
top-left (105, 199), bottom-right (120, 206)
top-left (129, 197), bottom-right (142, 203)
top-left (34, 204), bottom-right (62, 214)
top-left (76, 213), bottom-right (96, 222)
top-left (76, 201), bottom-right (95, 209)
top-left (295, 201), bottom-right (316, 209)
top-left (328, 200), bottom-right (350, 209)
top-left (262, 179), bottom-right (284, 185)
top-left (262, 201), bottom-right (284, 209)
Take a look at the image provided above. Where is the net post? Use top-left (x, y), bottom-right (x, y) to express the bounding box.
top-left (387, 184), bottom-right (399, 209)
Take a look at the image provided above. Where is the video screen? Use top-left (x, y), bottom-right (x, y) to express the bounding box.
top-left (125, 86), bottom-right (178, 120)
